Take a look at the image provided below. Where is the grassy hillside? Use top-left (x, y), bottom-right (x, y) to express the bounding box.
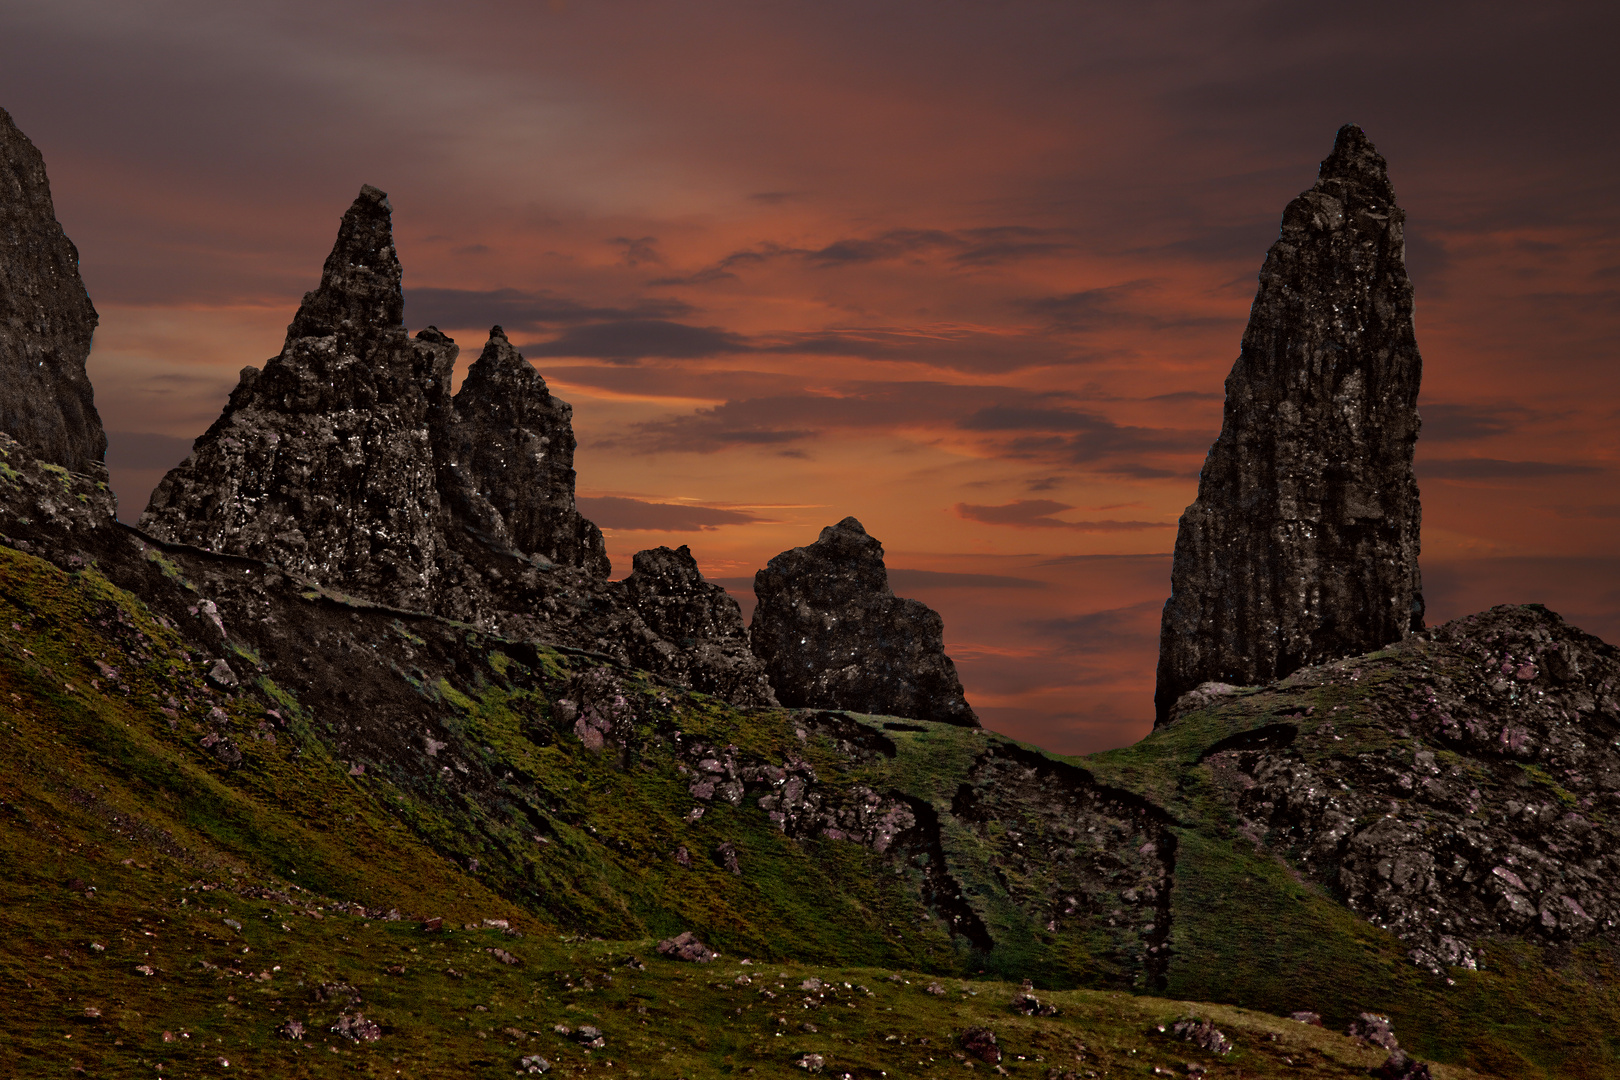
top-left (0, 535), bottom-right (1614, 1077)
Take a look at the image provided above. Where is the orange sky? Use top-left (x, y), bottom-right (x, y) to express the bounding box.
top-left (4, 1), bottom-right (1616, 753)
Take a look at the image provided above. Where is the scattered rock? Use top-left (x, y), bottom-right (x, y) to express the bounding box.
top-left (924, 981), bottom-right (946, 996)
top-left (573, 1024), bottom-right (604, 1049)
top-left (330, 1012), bottom-right (382, 1042)
top-left (750, 518), bottom-right (977, 725)
top-left (517, 1055), bottom-right (551, 1075)
top-left (1169, 1018), bottom-right (1232, 1055)
top-left (794, 1053), bottom-right (825, 1072)
top-left (487, 948), bottom-right (519, 966)
top-left (960, 1026), bottom-right (1001, 1065)
top-left (206, 658), bottom-right (239, 689)
top-left (1347, 1013), bottom-right (1400, 1052)
top-left (1156, 124), bottom-right (1424, 725)
top-left (1375, 1049), bottom-right (1433, 1080)
top-left (655, 931), bottom-right (715, 963)
top-left (0, 106), bottom-right (107, 476)
top-left (276, 1019), bottom-right (305, 1041)
top-left (715, 841), bottom-right (742, 875)
top-left (1289, 1011), bottom-right (1323, 1026)
top-left (1011, 992), bottom-right (1060, 1016)
top-left (420, 916), bottom-right (443, 932)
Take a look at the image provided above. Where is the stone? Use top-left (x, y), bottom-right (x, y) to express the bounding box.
top-left (276, 1019), bottom-right (305, 1041)
top-left (1169, 1018), bottom-right (1232, 1055)
top-left (960, 1026), bottom-right (1001, 1065)
top-left (1289, 1011), bottom-right (1323, 1026)
top-left (517, 1055), bottom-right (551, 1074)
top-left (206, 659), bottom-right (239, 689)
top-left (1156, 124), bottom-right (1424, 725)
top-left (1375, 1049), bottom-right (1433, 1080)
top-left (1011, 992), bottom-right (1060, 1016)
top-left (0, 107), bottom-right (106, 477)
top-left (616, 545), bottom-right (777, 706)
top-left (1347, 1013), bottom-right (1400, 1052)
top-left (750, 517), bottom-right (977, 725)
top-left (437, 326), bottom-right (607, 574)
top-left (140, 186), bottom-right (453, 611)
top-left (654, 931), bottom-right (714, 963)
top-left (330, 1012), bottom-right (382, 1042)
top-left (794, 1054), bottom-right (825, 1072)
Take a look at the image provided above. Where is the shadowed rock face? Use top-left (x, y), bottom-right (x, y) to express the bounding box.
top-left (439, 326), bottom-right (608, 576)
top-left (0, 106), bottom-right (105, 476)
top-left (137, 186), bottom-right (764, 704)
top-left (616, 545), bottom-right (777, 706)
top-left (140, 186), bottom-right (452, 610)
top-left (750, 517), bottom-right (977, 725)
top-left (1155, 124), bottom-right (1424, 726)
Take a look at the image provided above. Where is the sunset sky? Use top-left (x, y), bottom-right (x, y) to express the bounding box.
top-left (3, 1), bottom-right (1616, 753)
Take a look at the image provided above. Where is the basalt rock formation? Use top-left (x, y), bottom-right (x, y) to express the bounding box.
top-left (0, 106), bottom-right (107, 477)
top-left (141, 186), bottom-right (451, 609)
top-left (1196, 603), bottom-right (1620, 976)
top-left (750, 517), bottom-right (977, 725)
top-left (617, 545), bottom-right (777, 705)
top-left (438, 326), bottom-right (608, 576)
top-left (1156, 124), bottom-right (1424, 726)
top-left (139, 186), bottom-right (765, 703)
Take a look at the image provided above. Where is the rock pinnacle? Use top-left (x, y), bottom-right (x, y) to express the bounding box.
top-left (1154, 124), bottom-right (1424, 725)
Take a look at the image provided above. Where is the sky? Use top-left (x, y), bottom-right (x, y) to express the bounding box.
top-left (2, 0), bottom-right (1616, 754)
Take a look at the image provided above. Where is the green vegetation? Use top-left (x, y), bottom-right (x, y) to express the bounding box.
top-left (1, 542), bottom-right (1613, 1077)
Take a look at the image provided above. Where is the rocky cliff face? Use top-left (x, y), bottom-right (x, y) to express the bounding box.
top-left (1197, 603), bottom-right (1620, 975)
top-left (750, 517), bottom-right (977, 725)
top-left (0, 106), bottom-right (106, 477)
top-left (139, 187), bottom-right (762, 703)
top-left (438, 326), bottom-right (608, 576)
top-left (140, 186), bottom-right (452, 610)
top-left (1156, 124), bottom-right (1424, 726)
top-left (617, 545), bottom-right (777, 705)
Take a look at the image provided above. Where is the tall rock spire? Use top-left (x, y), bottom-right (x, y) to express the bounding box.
top-left (139, 186), bottom-right (453, 609)
top-left (0, 106), bottom-right (106, 475)
top-left (1154, 124), bottom-right (1424, 725)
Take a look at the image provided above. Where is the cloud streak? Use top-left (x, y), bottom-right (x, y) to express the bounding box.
top-left (955, 500), bottom-right (1170, 531)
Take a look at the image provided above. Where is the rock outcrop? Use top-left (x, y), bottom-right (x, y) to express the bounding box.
top-left (1200, 603), bottom-right (1620, 974)
top-left (438, 326), bottom-right (608, 576)
top-left (750, 517), bottom-right (977, 725)
top-left (616, 545), bottom-right (777, 705)
top-left (139, 186), bottom-right (763, 703)
top-left (0, 106), bottom-right (106, 477)
top-left (1156, 124), bottom-right (1424, 725)
top-left (141, 187), bottom-right (451, 609)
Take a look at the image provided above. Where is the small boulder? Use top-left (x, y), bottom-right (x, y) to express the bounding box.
top-left (1348, 1013), bottom-right (1400, 1052)
top-left (1375, 1049), bottom-right (1433, 1080)
top-left (794, 1053), bottom-right (825, 1072)
top-left (276, 1019), bottom-right (305, 1041)
top-left (206, 659), bottom-right (239, 689)
top-left (1011, 992), bottom-right (1060, 1017)
top-left (1289, 1011), bottom-right (1323, 1026)
top-left (517, 1055), bottom-right (552, 1074)
top-left (655, 931), bottom-right (715, 963)
top-left (1170, 1018), bottom-right (1232, 1055)
top-left (960, 1026), bottom-right (1001, 1065)
top-left (331, 1012), bottom-right (381, 1042)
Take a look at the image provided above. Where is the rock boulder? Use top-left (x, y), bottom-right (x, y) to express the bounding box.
top-left (750, 517), bottom-right (976, 725)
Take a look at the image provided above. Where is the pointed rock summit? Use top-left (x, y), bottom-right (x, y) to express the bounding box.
top-left (0, 106), bottom-right (107, 476)
top-left (751, 517), bottom-right (977, 725)
top-left (138, 187), bottom-right (768, 705)
top-left (1155, 124), bottom-right (1424, 725)
top-left (439, 326), bottom-right (608, 575)
top-left (140, 186), bottom-right (451, 609)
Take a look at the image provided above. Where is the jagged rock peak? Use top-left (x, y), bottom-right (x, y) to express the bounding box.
top-left (139, 187), bottom-right (452, 609)
top-left (1154, 124), bottom-right (1424, 726)
top-left (751, 517), bottom-right (978, 726)
top-left (0, 105), bottom-right (106, 476)
top-left (617, 545), bottom-right (778, 707)
top-left (285, 184), bottom-right (403, 343)
top-left (442, 325), bottom-right (609, 575)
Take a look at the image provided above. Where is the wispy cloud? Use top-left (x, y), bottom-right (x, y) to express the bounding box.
top-left (576, 495), bottom-right (767, 532)
top-left (955, 500), bottom-right (1171, 531)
